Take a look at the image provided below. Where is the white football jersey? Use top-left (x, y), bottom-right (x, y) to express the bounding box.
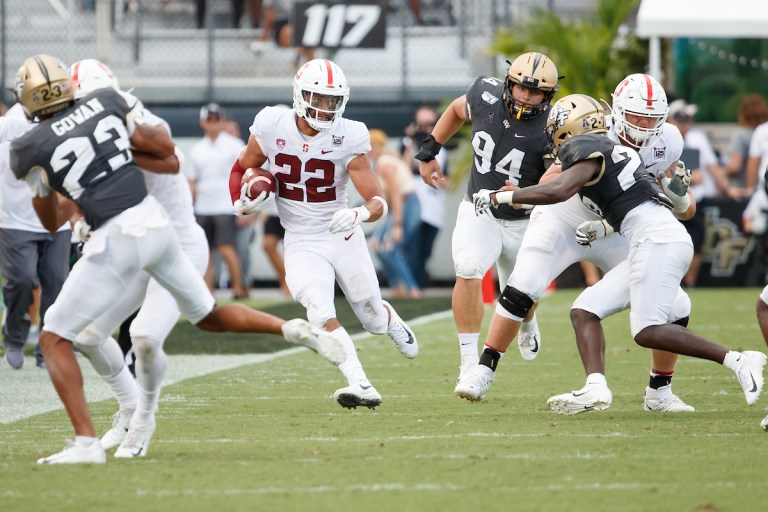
top-left (250, 106), bottom-right (371, 234)
top-left (140, 108), bottom-right (197, 235)
top-left (534, 122), bottom-right (685, 231)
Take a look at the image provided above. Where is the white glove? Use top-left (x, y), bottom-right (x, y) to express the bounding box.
top-left (328, 206), bottom-right (371, 233)
top-left (575, 219), bottom-right (614, 246)
top-left (73, 218), bottom-right (92, 243)
top-left (233, 183), bottom-right (267, 217)
top-left (473, 189), bottom-right (498, 216)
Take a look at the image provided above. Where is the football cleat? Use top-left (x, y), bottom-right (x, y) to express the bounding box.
top-left (101, 409), bottom-right (134, 450)
top-left (382, 300), bottom-right (418, 359)
top-left (334, 383), bottom-right (382, 410)
top-left (517, 321), bottom-right (541, 361)
top-left (548, 381), bottom-right (613, 415)
top-left (115, 421), bottom-right (156, 458)
top-left (281, 318), bottom-right (346, 365)
top-left (761, 414), bottom-right (768, 431)
top-left (643, 385), bottom-right (694, 412)
top-left (37, 439), bottom-right (106, 464)
top-left (4, 344), bottom-right (24, 369)
top-left (454, 365), bottom-right (495, 401)
top-left (733, 351), bottom-right (767, 405)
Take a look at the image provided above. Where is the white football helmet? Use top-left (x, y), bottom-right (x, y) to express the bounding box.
top-left (69, 59), bottom-right (120, 99)
top-left (292, 59), bottom-right (349, 131)
top-left (611, 73), bottom-right (668, 149)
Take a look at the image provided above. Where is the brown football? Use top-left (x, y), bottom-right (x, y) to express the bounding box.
top-left (242, 167), bottom-right (276, 199)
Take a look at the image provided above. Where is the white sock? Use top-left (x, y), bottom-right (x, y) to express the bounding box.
top-left (723, 351), bottom-right (742, 371)
top-left (75, 435), bottom-right (99, 447)
top-left (133, 337), bottom-right (167, 424)
top-left (103, 365), bottom-right (137, 412)
top-left (586, 373), bottom-right (607, 386)
top-left (332, 326), bottom-right (370, 386)
top-left (134, 382), bottom-right (160, 425)
top-left (458, 333), bottom-right (480, 366)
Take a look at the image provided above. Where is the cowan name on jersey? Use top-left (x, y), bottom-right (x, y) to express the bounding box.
top-left (10, 88), bottom-right (147, 230)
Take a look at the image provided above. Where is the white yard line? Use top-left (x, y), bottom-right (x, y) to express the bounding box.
top-left (0, 310), bottom-right (453, 425)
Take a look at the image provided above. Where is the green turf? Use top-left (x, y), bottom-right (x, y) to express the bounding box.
top-left (2, 288), bottom-right (767, 512)
top-left (163, 296), bottom-right (451, 354)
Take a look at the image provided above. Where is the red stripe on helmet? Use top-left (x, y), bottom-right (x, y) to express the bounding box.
top-left (324, 60), bottom-right (334, 88)
top-left (643, 74), bottom-right (654, 110)
top-left (71, 62), bottom-right (81, 87)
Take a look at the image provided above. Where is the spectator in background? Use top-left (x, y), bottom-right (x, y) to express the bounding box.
top-left (369, 129), bottom-right (421, 299)
top-left (401, 105), bottom-right (447, 289)
top-left (249, 0), bottom-right (315, 66)
top-left (746, 107), bottom-right (768, 194)
top-left (668, 99), bottom-right (733, 287)
top-left (187, 103), bottom-right (249, 299)
top-left (727, 94), bottom-right (768, 190)
top-left (196, 0), bottom-right (248, 28)
top-left (0, 103), bottom-right (71, 369)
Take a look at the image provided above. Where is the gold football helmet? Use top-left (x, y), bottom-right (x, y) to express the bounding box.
top-left (15, 54), bottom-right (75, 121)
top-left (545, 94), bottom-right (607, 150)
top-left (504, 52), bottom-right (559, 120)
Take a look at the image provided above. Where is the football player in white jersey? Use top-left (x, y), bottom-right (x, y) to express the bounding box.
top-left (12, 56), bottom-right (345, 464)
top-left (473, 93), bottom-right (766, 412)
top-left (457, 75), bottom-right (697, 412)
top-left (230, 59), bottom-right (419, 409)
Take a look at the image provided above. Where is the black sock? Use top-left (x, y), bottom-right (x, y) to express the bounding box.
top-left (649, 372), bottom-right (673, 390)
top-left (479, 347), bottom-right (501, 372)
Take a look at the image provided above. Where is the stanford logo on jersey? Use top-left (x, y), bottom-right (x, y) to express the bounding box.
top-left (277, 139), bottom-right (286, 150)
top-left (332, 135), bottom-right (344, 147)
top-left (654, 147), bottom-right (666, 160)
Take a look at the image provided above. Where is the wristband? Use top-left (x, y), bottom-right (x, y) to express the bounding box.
top-left (371, 195), bottom-right (388, 217)
top-left (494, 190), bottom-right (515, 205)
top-left (672, 193), bottom-right (691, 214)
top-left (359, 205), bottom-right (372, 222)
top-left (414, 134), bottom-right (443, 162)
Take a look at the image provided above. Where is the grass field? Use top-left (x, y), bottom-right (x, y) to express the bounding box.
top-left (1, 288), bottom-right (767, 512)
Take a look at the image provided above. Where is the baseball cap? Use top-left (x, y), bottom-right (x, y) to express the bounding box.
top-left (200, 102), bottom-right (224, 121)
top-left (668, 99), bottom-right (698, 123)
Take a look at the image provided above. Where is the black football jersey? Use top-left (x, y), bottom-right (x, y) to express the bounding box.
top-left (10, 88), bottom-right (147, 230)
top-left (464, 76), bottom-right (551, 220)
top-left (558, 133), bottom-right (673, 231)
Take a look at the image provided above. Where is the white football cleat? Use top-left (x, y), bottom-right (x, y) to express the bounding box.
top-left (454, 365), bottom-right (495, 401)
top-left (382, 300), bottom-right (418, 359)
top-left (282, 319), bottom-right (346, 365)
top-left (37, 439), bottom-right (106, 464)
top-left (115, 421), bottom-right (155, 458)
top-left (548, 381), bottom-right (613, 415)
top-left (761, 414), bottom-right (768, 431)
top-left (101, 409), bottom-right (134, 450)
top-left (733, 351), bottom-right (767, 405)
top-left (334, 383), bottom-right (382, 410)
top-left (643, 385), bottom-right (694, 412)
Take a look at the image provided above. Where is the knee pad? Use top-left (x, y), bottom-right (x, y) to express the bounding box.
top-left (74, 325), bottom-right (107, 347)
top-left (131, 336), bottom-right (163, 360)
top-left (302, 290), bottom-right (336, 328)
top-left (454, 253), bottom-right (485, 280)
top-left (496, 285), bottom-right (534, 321)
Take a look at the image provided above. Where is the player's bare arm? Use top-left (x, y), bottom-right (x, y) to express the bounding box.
top-left (497, 159), bottom-right (598, 206)
top-left (132, 150), bottom-right (180, 174)
top-left (417, 95), bottom-right (467, 189)
top-left (348, 153), bottom-right (386, 221)
top-left (31, 192), bottom-right (76, 233)
top-left (130, 123), bottom-right (175, 161)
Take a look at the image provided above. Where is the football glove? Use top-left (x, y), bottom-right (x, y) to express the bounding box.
top-left (575, 219), bottom-right (614, 246)
top-left (233, 183), bottom-right (267, 217)
top-left (328, 206), bottom-right (371, 233)
top-left (73, 218), bottom-right (92, 243)
top-left (667, 160), bottom-right (692, 197)
top-left (473, 189), bottom-right (499, 216)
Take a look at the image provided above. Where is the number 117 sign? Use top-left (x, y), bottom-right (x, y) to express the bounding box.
top-left (293, 1), bottom-right (387, 49)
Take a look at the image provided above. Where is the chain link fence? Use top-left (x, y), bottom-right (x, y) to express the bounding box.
top-left (0, 0), bottom-right (597, 107)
